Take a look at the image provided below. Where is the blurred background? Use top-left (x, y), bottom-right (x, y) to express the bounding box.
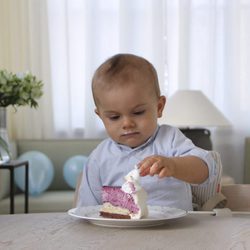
top-left (0, 0), bottom-right (249, 183)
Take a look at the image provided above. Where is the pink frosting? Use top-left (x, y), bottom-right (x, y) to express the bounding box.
top-left (102, 186), bottom-right (139, 213)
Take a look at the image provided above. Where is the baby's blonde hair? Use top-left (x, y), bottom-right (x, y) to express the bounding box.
top-left (92, 54), bottom-right (161, 106)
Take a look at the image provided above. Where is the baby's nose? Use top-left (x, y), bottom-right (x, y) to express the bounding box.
top-left (122, 117), bottom-right (135, 129)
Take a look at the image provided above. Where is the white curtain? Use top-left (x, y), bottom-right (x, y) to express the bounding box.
top-left (46, 0), bottom-right (166, 138)
top-left (164, 0), bottom-right (250, 183)
top-left (0, 0), bottom-right (54, 139)
top-left (0, 0), bottom-right (250, 183)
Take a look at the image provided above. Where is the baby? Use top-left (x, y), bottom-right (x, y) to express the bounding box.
top-left (77, 53), bottom-right (216, 211)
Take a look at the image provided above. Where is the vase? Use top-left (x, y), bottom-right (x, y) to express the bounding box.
top-left (0, 107), bottom-right (11, 164)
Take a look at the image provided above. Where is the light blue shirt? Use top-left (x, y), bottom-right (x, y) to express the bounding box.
top-left (77, 125), bottom-right (217, 211)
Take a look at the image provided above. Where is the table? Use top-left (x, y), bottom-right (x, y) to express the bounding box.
top-left (0, 160), bottom-right (29, 214)
top-left (0, 212), bottom-right (249, 249)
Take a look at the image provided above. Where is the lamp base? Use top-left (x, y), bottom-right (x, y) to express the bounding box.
top-left (180, 128), bottom-right (212, 150)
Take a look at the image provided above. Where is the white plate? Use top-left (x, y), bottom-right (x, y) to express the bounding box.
top-left (68, 205), bottom-right (187, 228)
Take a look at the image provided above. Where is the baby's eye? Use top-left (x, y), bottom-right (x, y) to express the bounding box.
top-left (134, 110), bottom-right (145, 115)
top-left (109, 115), bottom-right (120, 121)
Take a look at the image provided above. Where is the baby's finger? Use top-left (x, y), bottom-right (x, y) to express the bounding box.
top-left (149, 162), bottom-right (161, 176)
top-left (140, 167), bottom-right (150, 176)
top-left (138, 158), bottom-right (154, 174)
top-left (158, 166), bottom-right (172, 178)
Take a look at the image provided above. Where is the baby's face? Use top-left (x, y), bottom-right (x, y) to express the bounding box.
top-left (95, 79), bottom-right (165, 148)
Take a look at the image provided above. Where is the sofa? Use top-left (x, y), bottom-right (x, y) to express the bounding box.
top-left (0, 139), bottom-right (102, 214)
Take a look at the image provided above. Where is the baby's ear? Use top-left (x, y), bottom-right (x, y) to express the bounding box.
top-left (157, 95), bottom-right (166, 117)
top-left (95, 108), bottom-right (100, 116)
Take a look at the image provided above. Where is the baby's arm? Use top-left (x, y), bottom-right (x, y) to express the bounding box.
top-left (138, 155), bottom-right (209, 184)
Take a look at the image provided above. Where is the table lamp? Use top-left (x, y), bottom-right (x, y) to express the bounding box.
top-left (159, 90), bottom-right (231, 150)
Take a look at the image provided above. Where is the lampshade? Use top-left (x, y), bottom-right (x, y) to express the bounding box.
top-left (160, 90), bottom-right (231, 128)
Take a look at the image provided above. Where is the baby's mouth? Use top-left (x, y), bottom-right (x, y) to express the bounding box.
top-left (121, 131), bottom-right (139, 137)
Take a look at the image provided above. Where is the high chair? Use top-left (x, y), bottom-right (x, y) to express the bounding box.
top-left (191, 151), bottom-right (227, 211)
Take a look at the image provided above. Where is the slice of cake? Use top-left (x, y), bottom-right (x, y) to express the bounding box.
top-left (100, 166), bottom-right (148, 219)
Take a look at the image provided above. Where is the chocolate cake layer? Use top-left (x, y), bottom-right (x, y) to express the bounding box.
top-left (100, 211), bottom-right (130, 219)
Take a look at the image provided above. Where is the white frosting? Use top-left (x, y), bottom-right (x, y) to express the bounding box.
top-left (125, 165), bottom-right (140, 181)
top-left (121, 166), bottom-right (141, 194)
top-left (121, 165), bottom-right (148, 219)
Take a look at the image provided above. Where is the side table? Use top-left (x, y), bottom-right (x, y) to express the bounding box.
top-left (0, 160), bottom-right (29, 214)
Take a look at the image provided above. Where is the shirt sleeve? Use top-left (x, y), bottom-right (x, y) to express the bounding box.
top-left (164, 126), bottom-right (217, 186)
top-left (197, 150), bottom-right (218, 186)
top-left (76, 153), bottom-right (102, 207)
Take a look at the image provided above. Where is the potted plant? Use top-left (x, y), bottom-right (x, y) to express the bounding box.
top-left (0, 69), bottom-right (43, 163)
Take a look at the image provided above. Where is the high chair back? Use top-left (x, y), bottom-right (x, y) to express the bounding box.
top-left (191, 151), bottom-right (226, 211)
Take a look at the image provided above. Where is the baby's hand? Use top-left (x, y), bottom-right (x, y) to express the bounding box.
top-left (138, 155), bottom-right (175, 178)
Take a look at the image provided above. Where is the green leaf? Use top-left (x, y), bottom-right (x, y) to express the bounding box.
top-left (0, 69), bottom-right (43, 108)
